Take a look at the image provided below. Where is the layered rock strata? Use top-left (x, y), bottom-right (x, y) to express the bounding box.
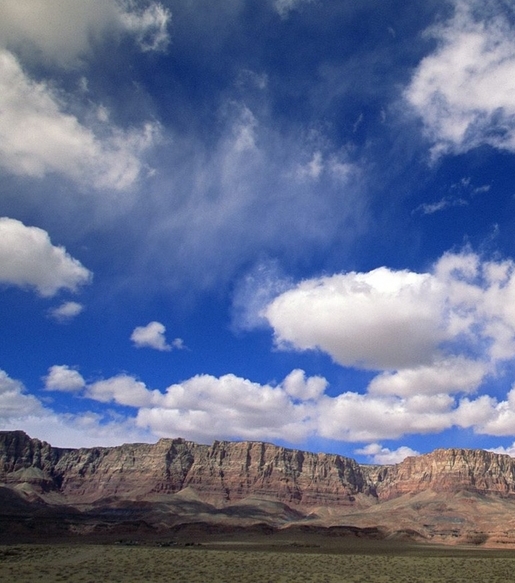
top-left (0, 431), bottom-right (367, 506)
top-left (2, 431), bottom-right (515, 507)
top-left (372, 448), bottom-right (515, 500)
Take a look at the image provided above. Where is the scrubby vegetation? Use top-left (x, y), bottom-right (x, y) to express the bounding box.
top-left (2, 544), bottom-right (515, 583)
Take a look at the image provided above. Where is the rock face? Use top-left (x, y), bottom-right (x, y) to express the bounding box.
top-left (6, 431), bottom-right (515, 545)
top-left (3, 431), bottom-right (515, 507)
top-left (372, 448), bottom-right (515, 500)
top-left (0, 431), bottom-right (368, 506)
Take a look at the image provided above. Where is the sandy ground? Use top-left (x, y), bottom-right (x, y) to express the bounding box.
top-left (2, 543), bottom-right (515, 583)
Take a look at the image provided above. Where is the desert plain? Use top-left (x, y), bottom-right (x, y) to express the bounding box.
top-left (2, 532), bottom-right (515, 583)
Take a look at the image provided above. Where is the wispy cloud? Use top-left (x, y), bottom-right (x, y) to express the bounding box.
top-left (231, 259), bottom-right (293, 332)
top-left (413, 175), bottom-right (492, 215)
top-left (48, 301), bottom-right (84, 322)
top-left (119, 3), bottom-right (171, 53)
top-left (273, 0), bottom-right (315, 18)
top-left (472, 184), bottom-right (491, 196)
top-left (0, 0), bottom-right (171, 66)
top-left (136, 101), bottom-right (364, 291)
top-left (0, 50), bottom-right (160, 191)
top-left (406, 0), bottom-right (515, 157)
top-left (413, 196), bottom-right (468, 215)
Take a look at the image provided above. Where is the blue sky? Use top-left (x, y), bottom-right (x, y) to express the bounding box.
top-left (2, 0), bottom-right (515, 464)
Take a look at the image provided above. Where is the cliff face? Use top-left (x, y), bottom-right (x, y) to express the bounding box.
top-left (0, 431), bottom-right (367, 506)
top-left (180, 440), bottom-right (369, 506)
top-left (2, 431), bottom-right (515, 508)
top-left (373, 448), bottom-right (515, 500)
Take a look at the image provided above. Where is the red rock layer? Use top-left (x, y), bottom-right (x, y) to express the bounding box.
top-left (3, 432), bottom-right (515, 507)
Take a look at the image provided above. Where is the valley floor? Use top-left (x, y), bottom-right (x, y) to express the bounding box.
top-left (2, 539), bottom-right (515, 583)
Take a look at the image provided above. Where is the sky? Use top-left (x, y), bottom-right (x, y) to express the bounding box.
top-left (2, 0), bottom-right (515, 464)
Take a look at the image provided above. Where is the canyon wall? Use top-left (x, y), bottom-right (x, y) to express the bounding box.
top-left (2, 431), bottom-right (515, 508)
top-left (0, 431), bottom-right (367, 506)
top-left (372, 447), bottom-right (515, 500)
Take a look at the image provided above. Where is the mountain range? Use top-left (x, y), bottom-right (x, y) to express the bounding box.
top-left (2, 430), bottom-right (515, 547)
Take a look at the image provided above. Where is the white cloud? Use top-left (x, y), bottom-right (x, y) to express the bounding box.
top-left (48, 301), bottom-right (84, 322)
top-left (41, 365), bottom-right (458, 443)
top-left (264, 250), bottom-right (515, 387)
top-left (283, 369), bottom-right (327, 401)
top-left (255, 249), bottom-right (515, 441)
top-left (317, 391), bottom-right (455, 442)
top-left (146, 372), bottom-right (318, 443)
top-left (26, 359), bottom-right (515, 446)
top-left (449, 388), bottom-right (515, 439)
top-left (44, 365), bottom-right (85, 392)
top-left (264, 266), bottom-right (445, 370)
top-left (406, 0), bottom-right (515, 157)
top-left (368, 357), bottom-right (488, 397)
top-left (0, 217), bottom-right (91, 297)
top-left (45, 367), bottom-right (320, 444)
top-left (0, 50), bottom-right (160, 190)
top-left (30, 239), bottom-right (515, 447)
top-left (355, 443), bottom-right (420, 465)
top-left (0, 369), bottom-right (44, 418)
top-left (452, 394), bottom-right (497, 430)
top-left (0, 0), bottom-right (171, 67)
top-left (464, 388), bottom-right (515, 436)
top-left (488, 443), bottom-right (515, 457)
top-left (87, 375), bottom-right (163, 408)
top-left (224, 247), bottom-right (515, 442)
top-left (0, 1), bottom-right (167, 190)
top-left (131, 321), bottom-right (178, 351)
top-left (43, 365), bottom-right (471, 444)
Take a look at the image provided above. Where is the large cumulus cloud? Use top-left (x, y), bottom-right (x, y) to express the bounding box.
top-left (264, 250), bottom-right (515, 384)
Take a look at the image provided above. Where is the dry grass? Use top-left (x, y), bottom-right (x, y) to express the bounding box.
top-left (1, 544), bottom-right (515, 583)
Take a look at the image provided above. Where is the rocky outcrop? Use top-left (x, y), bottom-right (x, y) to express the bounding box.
top-left (2, 431), bottom-right (515, 508)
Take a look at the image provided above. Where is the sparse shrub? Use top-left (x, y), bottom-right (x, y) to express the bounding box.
top-left (464, 532), bottom-right (488, 545)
